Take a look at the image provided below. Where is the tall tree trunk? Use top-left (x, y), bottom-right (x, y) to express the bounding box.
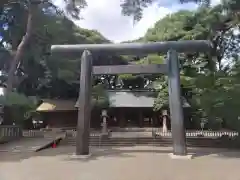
top-left (6, 3), bottom-right (35, 93)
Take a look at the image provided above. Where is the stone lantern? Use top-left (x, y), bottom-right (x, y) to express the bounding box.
top-left (162, 109), bottom-right (168, 133)
top-left (200, 121), bottom-right (205, 132)
top-left (101, 109), bottom-right (108, 134)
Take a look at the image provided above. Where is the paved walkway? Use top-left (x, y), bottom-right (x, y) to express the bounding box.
top-left (0, 146), bottom-right (240, 180)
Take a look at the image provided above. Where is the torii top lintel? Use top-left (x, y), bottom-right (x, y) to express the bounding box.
top-left (51, 40), bottom-right (212, 56)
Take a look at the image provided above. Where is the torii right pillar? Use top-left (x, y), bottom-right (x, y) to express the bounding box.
top-left (167, 50), bottom-right (189, 158)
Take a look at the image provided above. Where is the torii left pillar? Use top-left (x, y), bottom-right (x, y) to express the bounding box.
top-left (76, 50), bottom-right (93, 155)
top-left (167, 50), bottom-right (187, 156)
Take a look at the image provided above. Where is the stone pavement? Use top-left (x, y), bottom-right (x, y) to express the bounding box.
top-left (0, 146), bottom-right (240, 180)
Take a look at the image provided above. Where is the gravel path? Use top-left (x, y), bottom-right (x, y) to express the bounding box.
top-left (0, 146), bottom-right (240, 180)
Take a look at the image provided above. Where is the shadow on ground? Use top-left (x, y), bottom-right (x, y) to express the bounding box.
top-left (1, 145), bottom-right (240, 163)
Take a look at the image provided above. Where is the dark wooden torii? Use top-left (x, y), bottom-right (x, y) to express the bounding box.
top-left (51, 40), bottom-right (212, 156)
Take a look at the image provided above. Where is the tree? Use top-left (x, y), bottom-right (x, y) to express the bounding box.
top-left (1, 0), bottom-right (57, 93)
top-left (0, 1), bottom-right (128, 124)
top-left (1, 0), bottom-right (214, 94)
top-left (0, 1), bottom-right (127, 97)
top-left (142, 1), bottom-right (240, 129)
top-left (115, 0), bottom-right (239, 129)
top-left (1, 0), bottom-right (85, 94)
top-left (0, 92), bottom-right (38, 125)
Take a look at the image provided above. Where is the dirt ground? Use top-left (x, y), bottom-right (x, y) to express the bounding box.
top-left (0, 146), bottom-right (240, 180)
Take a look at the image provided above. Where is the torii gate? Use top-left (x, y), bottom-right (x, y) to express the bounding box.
top-left (51, 40), bottom-right (211, 157)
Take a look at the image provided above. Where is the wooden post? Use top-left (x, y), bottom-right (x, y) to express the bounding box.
top-left (167, 50), bottom-right (187, 156)
top-left (119, 109), bottom-right (126, 128)
top-left (76, 50), bottom-right (93, 155)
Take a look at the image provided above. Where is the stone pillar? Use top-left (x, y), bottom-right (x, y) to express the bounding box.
top-left (76, 50), bottom-right (93, 155)
top-left (167, 50), bottom-right (187, 156)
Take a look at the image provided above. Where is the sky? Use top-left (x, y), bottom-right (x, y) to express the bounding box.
top-left (55, 0), bottom-right (219, 42)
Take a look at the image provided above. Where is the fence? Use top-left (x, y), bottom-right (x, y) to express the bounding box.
top-left (66, 129), bottom-right (239, 138)
top-left (155, 131), bottom-right (239, 138)
top-left (22, 130), bottom-right (44, 138)
top-left (0, 125), bottom-right (22, 143)
top-left (0, 126), bottom-right (238, 139)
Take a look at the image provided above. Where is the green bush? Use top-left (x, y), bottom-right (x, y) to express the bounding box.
top-left (0, 92), bottom-right (38, 125)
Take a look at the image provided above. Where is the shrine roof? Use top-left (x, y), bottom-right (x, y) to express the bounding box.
top-left (36, 99), bottom-right (77, 112)
top-left (107, 90), bottom-right (155, 108)
top-left (37, 90), bottom-right (190, 112)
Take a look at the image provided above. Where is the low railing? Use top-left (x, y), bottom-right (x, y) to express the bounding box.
top-left (1, 127), bottom-right (237, 139)
top-left (0, 125), bottom-right (22, 143)
top-left (66, 129), bottom-right (239, 138)
top-left (65, 129), bottom-right (100, 137)
top-left (22, 130), bottom-right (44, 138)
top-left (155, 130), bottom-right (239, 138)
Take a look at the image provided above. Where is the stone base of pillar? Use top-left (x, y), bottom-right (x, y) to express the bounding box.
top-left (168, 153), bottom-right (193, 160)
top-left (70, 153), bottom-right (92, 160)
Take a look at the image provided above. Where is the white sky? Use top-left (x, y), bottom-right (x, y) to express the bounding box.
top-left (54, 0), bottom-right (220, 43)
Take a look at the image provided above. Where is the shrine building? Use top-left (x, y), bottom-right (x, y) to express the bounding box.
top-left (36, 90), bottom-right (191, 129)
